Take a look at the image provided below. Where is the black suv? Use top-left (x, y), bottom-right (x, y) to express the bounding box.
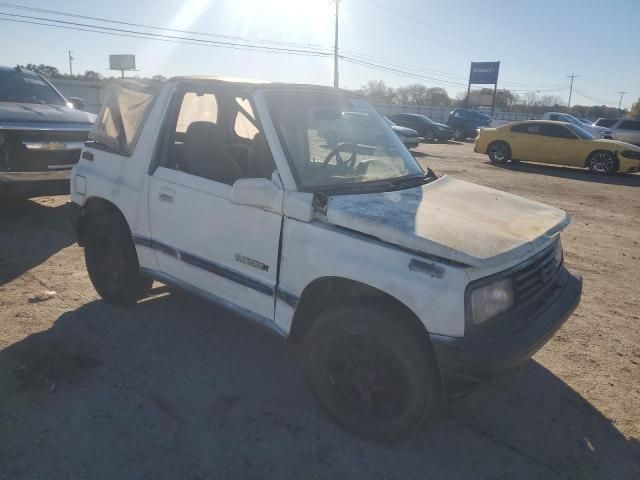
top-left (446, 109), bottom-right (492, 140)
top-left (0, 66), bottom-right (95, 198)
top-left (389, 113), bottom-right (453, 142)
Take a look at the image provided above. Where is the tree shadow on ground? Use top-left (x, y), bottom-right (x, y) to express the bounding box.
top-left (0, 198), bottom-right (76, 286)
top-left (487, 161), bottom-right (640, 187)
top-left (1, 292), bottom-right (638, 479)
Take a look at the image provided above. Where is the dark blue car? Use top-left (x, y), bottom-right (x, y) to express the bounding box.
top-left (446, 109), bottom-right (492, 140)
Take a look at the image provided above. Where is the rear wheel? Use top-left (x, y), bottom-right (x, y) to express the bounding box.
top-left (587, 151), bottom-right (618, 174)
top-left (423, 129), bottom-right (435, 142)
top-left (487, 141), bottom-right (511, 163)
top-left (304, 298), bottom-right (440, 442)
top-left (84, 213), bottom-right (152, 305)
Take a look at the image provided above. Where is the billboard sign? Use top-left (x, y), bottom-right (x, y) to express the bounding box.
top-left (469, 61), bottom-right (500, 84)
top-left (109, 54), bottom-right (136, 71)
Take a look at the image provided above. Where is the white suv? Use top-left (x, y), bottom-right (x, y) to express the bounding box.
top-left (71, 77), bottom-right (582, 441)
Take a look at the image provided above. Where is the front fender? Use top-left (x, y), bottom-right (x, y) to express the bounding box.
top-left (274, 218), bottom-right (470, 337)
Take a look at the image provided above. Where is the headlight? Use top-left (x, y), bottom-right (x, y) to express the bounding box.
top-left (621, 150), bottom-right (640, 160)
top-left (554, 239), bottom-right (563, 269)
top-left (469, 278), bottom-right (514, 326)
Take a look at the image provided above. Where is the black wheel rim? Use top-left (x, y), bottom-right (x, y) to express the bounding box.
top-left (324, 333), bottom-right (410, 420)
top-left (489, 143), bottom-right (508, 162)
top-left (87, 233), bottom-right (124, 291)
top-left (590, 152), bottom-right (614, 173)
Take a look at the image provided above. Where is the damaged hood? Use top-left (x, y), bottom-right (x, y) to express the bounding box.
top-left (325, 176), bottom-right (569, 268)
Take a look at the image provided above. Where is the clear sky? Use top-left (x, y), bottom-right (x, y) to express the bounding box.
top-left (1, 0), bottom-right (638, 108)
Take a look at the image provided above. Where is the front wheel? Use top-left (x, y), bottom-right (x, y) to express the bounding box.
top-left (587, 151), bottom-right (618, 174)
top-left (84, 213), bottom-right (152, 305)
top-left (487, 141), bottom-right (511, 163)
top-left (304, 298), bottom-right (440, 442)
top-left (452, 128), bottom-right (465, 140)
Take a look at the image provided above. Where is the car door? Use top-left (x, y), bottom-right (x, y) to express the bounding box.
top-left (538, 124), bottom-right (579, 165)
top-left (507, 123), bottom-right (544, 161)
top-left (147, 84), bottom-right (282, 320)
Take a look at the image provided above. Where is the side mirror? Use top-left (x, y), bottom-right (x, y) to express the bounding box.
top-left (230, 178), bottom-right (282, 214)
top-left (68, 97), bottom-right (85, 110)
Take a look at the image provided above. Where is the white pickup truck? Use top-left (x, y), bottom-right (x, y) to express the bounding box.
top-left (70, 77), bottom-right (582, 441)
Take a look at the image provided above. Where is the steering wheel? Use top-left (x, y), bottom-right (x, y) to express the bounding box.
top-left (323, 142), bottom-right (358, 171)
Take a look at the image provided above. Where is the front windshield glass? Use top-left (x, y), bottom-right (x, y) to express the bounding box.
top-left (0, 71), bottom-right (66, 105)
top-left (264, 90), bottom-right (423, 192)
top-left (563, 114), bottom-right (584, 127)
top-left (566, 124), bottom-right (596, 140)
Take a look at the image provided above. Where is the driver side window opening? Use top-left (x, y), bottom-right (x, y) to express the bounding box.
top-left (161, 85), bottom-right (276, 185)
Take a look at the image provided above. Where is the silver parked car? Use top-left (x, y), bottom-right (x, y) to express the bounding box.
top-left (594, 118), bottom-right (640, 146)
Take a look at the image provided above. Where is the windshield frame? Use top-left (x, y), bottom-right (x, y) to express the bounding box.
top-left (0, 70), bottom-right (68, 106)
top-left (261, 88), bottom-right (425, 194)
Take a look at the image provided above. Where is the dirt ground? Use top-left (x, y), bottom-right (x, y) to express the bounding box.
top-left (1, 142), bottom-right (639, 479)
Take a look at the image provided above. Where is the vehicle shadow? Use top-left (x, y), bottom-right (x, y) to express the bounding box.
top-left (1, 292), bottom-right (637, 479)
top-left (0, 198), bottom-right (75, 286)
top-left (487, 161), bottom-right (640, 187)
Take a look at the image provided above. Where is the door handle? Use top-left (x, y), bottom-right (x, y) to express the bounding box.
top-left (159, 187), bottom-right (175, 203)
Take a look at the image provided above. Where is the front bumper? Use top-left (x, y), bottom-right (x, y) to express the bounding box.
top-left (430, 267), bottom-right (582, 395)
top-left (0, 169), bottom-right (71, 197)
top-left (402, 137), bottom-right (420, 148)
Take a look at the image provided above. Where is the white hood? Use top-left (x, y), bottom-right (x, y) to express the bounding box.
top-left (325, 176), bottom-right (569, 268)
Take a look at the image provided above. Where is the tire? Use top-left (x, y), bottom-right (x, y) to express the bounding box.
top-left (487, 141), bottom-right (512, 163)
top-left (452, 128), bottom-right (465, 140)
top-left (423, 129), bottom-right (435, 142)
top-left (304, 298), bottom-right (440, 442)
top-left (84, 213), bottom-right (152, 305)
top-left (587, 150), bottom-right (618, 174)
top-left (325, 130), bottom-right (338, 148)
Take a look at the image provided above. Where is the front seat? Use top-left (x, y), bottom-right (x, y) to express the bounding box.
top-left (247, 132), bottom-right (275, 179)
top-left (182, 121), bottom-right (244, 185)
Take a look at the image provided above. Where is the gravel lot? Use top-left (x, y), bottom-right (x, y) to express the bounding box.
top-left (1, 141), bottom-right (639, 479)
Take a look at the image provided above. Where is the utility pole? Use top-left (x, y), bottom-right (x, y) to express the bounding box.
top-left (567, 73), bottom-right (578, 109)
top-left (333, 0), bottom-right (339, 88)
top-left (617, 91), bottom-right (627, 110)
top-left (68, 50), bottom-right (74, 76)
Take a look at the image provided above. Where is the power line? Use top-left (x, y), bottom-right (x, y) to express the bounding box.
top-left (0, 12), bottom-right (333, 56)
top-left (0, 2), bottom-right (327, 49)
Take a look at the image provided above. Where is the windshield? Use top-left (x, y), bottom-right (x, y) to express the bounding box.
top-left (0, 71), bottom-right (66, 105)
top-left (562, 114), bottom-right (584, 127)
top-left (264, 90), bottom-right (423, 192)
top-left (566, 124), bottom-right (596, 140)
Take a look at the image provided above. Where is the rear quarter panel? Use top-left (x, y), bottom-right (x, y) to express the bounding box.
top-left (70, 82), bottom-right (175, 271)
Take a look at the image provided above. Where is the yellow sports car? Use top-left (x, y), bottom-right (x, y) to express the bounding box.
top-left (474, 120), bottom-right (640, 174)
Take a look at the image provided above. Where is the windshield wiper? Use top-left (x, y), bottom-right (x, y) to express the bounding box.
top-left (388, 170), bottom-right (437, 189)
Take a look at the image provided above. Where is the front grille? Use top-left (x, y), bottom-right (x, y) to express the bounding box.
top-left (512, 242), bottom-right (562, 307)
top-left (1, 129), bottom-right (89, 172)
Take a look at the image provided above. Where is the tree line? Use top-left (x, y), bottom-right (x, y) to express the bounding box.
top-left (354, 80), bottom-right (637, 119)
top-left (14, 65), bottom-right (640, 119)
